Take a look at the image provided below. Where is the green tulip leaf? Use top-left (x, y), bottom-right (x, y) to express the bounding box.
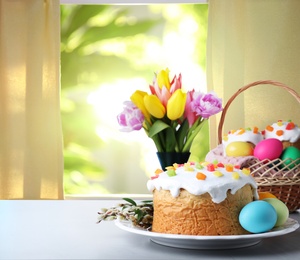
top-left (164, 127), bottom-right (176, 152)
top-left (176, 119), bottom-right (189, 151)
top-left (148, 120), bottom-right (170, 138)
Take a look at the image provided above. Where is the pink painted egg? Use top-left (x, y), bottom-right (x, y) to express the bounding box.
top-left (254, 138), bottom-right (283, 161)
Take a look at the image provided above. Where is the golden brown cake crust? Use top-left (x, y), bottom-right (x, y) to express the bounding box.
top-left (152, 184), bottom-right (255, 236)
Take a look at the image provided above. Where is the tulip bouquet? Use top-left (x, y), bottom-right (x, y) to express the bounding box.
top-left (117, 69), bottom-right (223, 154)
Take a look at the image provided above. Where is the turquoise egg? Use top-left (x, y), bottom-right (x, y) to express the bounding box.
top-left (280, 146), bottom-right (300, 169)
top-left (239, 201), bottom-right (277, 233)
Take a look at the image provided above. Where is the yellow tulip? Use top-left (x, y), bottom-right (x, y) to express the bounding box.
top-left (130, 90), bottom-right (150, 122)
top-left (167, 89), bottom-right (187, 120)
top-left (144, 94), bottom-right (166, 119)
top-left (157, 68), bottom-right (170, 90)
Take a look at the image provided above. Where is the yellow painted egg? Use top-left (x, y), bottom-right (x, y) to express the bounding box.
top-left (225, 141), bottom-right (254, 157)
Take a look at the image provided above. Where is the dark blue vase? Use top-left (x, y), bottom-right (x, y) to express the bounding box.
top-left (156, 152), bottom-right (190, 170)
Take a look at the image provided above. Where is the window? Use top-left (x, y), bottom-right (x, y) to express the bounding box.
top-left (60, 1), bottom-right (208, 195)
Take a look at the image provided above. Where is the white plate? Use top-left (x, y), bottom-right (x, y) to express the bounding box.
top-left (115, 218), bottom-right (299, 250)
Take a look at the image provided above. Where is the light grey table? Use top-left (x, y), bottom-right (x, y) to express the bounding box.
top-left (0, 199), bottom-right (299, 260)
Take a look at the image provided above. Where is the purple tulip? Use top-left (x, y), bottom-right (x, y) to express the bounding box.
top-left (191, 91), bottom-right (223, 119)
top-left (117, 101), bottom-right (144, 132)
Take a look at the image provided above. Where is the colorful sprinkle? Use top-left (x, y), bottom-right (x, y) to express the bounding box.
top-left (196, 172), bottom-right (207, 180)
top-left (266, 125), bottom-right (274, 132)
top-left (277, 121), bottom-right (283, 126)
top-left (201, 161), bottom-right (210, 166)
top-left (155, 169), bottom-right (163, 175)
top-left (213, 171), bottom-right (223, 177)
top-left (237, 128), bottom-right (245, 135)
top-left (184, 163), bottom-right (194, 172)
top-left (242, 168), bottom-right (251, 176)
top-left (212, 159), bottom-right (219, 165)
top-left (253, 126), bottom-right (259, 134)
top-left (167, 169), bottom-right (176, 177)
top-left (232, 172), bottom-right (240, 180)
top-left (173, 163), bottom-right (180, 169)
top-left (276, 130), bottom-right (284, 136)
top-left (195, 162), bottom-right (204, 170)
top-left (225, 164), bottom-right (234, 172)
top-left (286, 122), bottom-right (295, 130)
top-left (165, 166), bottom-right (175, 171)
top-left (217, 162), bottom-right (224, 168)
top-left (207, 163), bottom-right (215, 172)
top-left (151, 175), bottom-right (159, 180)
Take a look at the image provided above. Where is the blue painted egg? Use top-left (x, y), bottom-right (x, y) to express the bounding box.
top-left (239, 201), bottom-right (277, 233)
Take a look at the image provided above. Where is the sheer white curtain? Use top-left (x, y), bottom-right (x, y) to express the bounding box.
top-left (0, 0), bottom-right (63, 199)
top-left (207, 0), bottom-right (300, 149)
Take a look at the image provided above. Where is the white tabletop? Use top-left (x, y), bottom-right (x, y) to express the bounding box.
top-left (0, 199), bottom-right (299, 260)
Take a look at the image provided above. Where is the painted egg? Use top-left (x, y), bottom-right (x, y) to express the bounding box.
top-left (239, 201), bottom-right (277, 233)
top-left (225, 141), bottom-right (254, 157)
top-left (258, 191), bottom-right (277, 200)
top-left (253, 138), bottom-right (283, 161)
top-left (263, 198), bottom-right (289, 227)
top-left (280, 146), bottom-right (300, 169)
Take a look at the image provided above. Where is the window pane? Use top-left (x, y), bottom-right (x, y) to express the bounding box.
top-left (60, 4), bottom-right (208, 195)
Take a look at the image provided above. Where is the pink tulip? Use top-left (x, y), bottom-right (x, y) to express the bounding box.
top-left (169, 73), bottom-right (182, 93)
top-left (184, 89), bottom-right (197, 127)
top-left (149, 71), bottom-right (182, 107)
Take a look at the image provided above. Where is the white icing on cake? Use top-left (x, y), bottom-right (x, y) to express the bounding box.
top-left (147, 163), bottom-right (258, 204)
top-left (222, 128), bottom-right (263, 155)
top-left (264, 120), bottom-right (300, 143)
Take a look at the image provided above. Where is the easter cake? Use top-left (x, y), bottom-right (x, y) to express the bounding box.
top-left (222, 127), bottom-right (263, 156)
top-left (147, 162), bottom-right (258, 235)
top-left (263, 120), bottom-right (300, 150)
top-left (206, 122), bottom-right (300, 168)
top-left (205, 127), bottom-right (263, 168)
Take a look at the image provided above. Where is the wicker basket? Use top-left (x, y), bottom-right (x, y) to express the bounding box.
top-left (217, 80), bottom-right (300, 212)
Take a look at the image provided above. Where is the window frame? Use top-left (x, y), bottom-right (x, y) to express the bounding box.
top-left (60, 0), bottom-right (208, 199)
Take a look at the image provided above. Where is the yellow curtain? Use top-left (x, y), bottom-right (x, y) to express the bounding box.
top-left (207, 0), bottom-right (300, 149)
top-left (0, 0), bottom-right (63, 199)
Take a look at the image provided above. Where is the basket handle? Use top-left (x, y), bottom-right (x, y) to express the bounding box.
top-left (218, 80), bottom-right (300, 144)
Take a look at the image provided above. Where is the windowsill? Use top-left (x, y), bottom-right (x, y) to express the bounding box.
top-left (64, 193), bottom-right (152, 200)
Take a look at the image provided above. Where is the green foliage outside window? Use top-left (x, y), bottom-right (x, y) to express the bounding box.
top-left (60, 4), bottom-right (208, 195)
